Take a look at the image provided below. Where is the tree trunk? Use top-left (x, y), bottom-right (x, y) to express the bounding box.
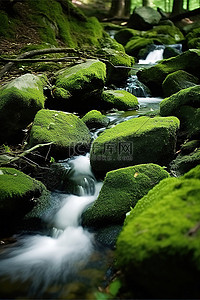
top-left (142, 0), bottom-right (152, 6)
top-left (172, 0), bottom-right (184, 15)
top-left (109, 0), bottom-right (125, 17)
top-left (124, 0), bottom-right (131, 16)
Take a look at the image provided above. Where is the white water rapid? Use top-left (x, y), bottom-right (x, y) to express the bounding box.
top-left (0, 154), bottom-right (102, 296)
top-left (139, 45), bottom-right (165, 64)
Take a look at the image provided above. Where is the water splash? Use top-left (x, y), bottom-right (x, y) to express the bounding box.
top-left (139, 45), bottom-right (165, 64)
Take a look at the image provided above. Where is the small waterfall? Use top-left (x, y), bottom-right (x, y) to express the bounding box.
top-left (123, 75), bottom-right (151, 97)
top-left (139, 45), bottom-right (165, 64)
top-left (0, 154), bottom-right (102, 296)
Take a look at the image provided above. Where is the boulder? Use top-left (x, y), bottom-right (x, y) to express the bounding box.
top-left (114, 28), bottom-right (141, 46)
top-left (186, 27), bottom-right (200, 49)
top-left (54, 59), bottom-right (106, 112)
top-left (160, 85), bottom-right (200, 137)
top-left (144, 25), bottom-right (184, 45)
top-left (128, 6), bottom-right (161, 30)
top-left (162, 70), bottom-right (199, 97)
top-left (101, 89), bottom-right (139, 111)
top-left (0, 167), bottom-right (49, 236)
top-left (81, 110), bottom-right (109, 129)
top-left (183, 164), bottom-right (200, 180)
top-left (187, 37), bottom-right (200, 50)
top-left (125, 37), bottom-right (162, 58)
top-left (90, 116), bottom-right (180, 174)
top-left (116, 176), bottom-right (200, 298)
top-left (137, 49), bottom-right (200, 95)
top-left (0, 74), bottom-right (47, 144)
top-left (163, 45), bottom-right (182, 59)
top-left (28, 109), bottom-right (91, 159)
top-left (97, 48), bottom-right (134, 85)
top-left (82, 164), bottom-right (169, 227)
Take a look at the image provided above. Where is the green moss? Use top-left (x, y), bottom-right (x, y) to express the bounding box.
top-left (114, 28), bottom-right (141, 46)
top-left (162, 70), bottom-right (199, 97)
top-left (28, 109), bottom-right (91, 159)
top-left (116, 177), bottom-right (200, 298)
top-left (90, 116), bottom-right (180, 174)
top-left (82, 163), bottom-right (169, 227)
top-left (81, 110), bottom-right (109, 129)
top-left (101, 89), bottom-right (139, 111)
top-left (0, 10), bottom-right (18, 38)
top-left (187, 37), bottom-right (200, 49)
top-left (125, 37), bottom-right (162, 57)
top-left (137, 49), bottom-right (200, 95)
top-left (144, 25), bottom-right (184, 44)
top-left (183, 164), bottom-right (200, 180)
top-left (186, 27), bottom-right (200, 42)
top-left (181, 140), bottom-right (200, 154)
top-left (100, 31), bottom-right (125, 52)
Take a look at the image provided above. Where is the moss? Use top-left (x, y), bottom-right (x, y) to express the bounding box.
top-left (101, 89), bottom-right (139, 111)
top-left (90, 116), bottom-right (180, 174)
top-left (137, 49), bottom-right (200, 95)
top-left (183, 164), bottom-right (200, 180)
top-left (114, 28), bottom-right (141, 46)
top-left (116, 177), bottom-right (200, 298)
top-left (125, 37), bottom-right (162, 57)
top-left (0, 74), bottom-right (47, 144)
top-left (28, 109), bottom-right (91, 159)
top-left (162, 70), bottom-right (199, 97)
top-left (144, 25), bottom-right (184, 45)
top-left (81, 110), bottom-right (109, 129)
top-left (99, 31), bottom-right (125, 52)
top-left (82, 163), bottom-right (169, 227)
top-left (181, 140), bottom-right (200, 154)
top-left (0, 167), bottom-right (48, 235)
top-left (170, 147), bottom-right (200, 176)
top-left (187, 37), bottom-right (200, 50)
top-left (186, 27), bottom-right (200, 42)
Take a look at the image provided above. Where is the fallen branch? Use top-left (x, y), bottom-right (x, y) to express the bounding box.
top-left (0, 57), bottom-right (82, 63)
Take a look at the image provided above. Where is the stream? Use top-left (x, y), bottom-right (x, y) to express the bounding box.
top-left (0, 47), bottom-right (164, 299)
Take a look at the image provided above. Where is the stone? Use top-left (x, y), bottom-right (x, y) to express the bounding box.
top-left (128, 6), bottom-right (161, 30)
top-left (28, 109), bottom-right (91, 159)
top-left (81, 110), bottom-right (109, 129)
top-left (0, 167), bottom-right (49, 236)
top-left (160, 85), bottom-right (200, 138)
top-left (101, 89), bottom-right (139, 111)
top-left (0, 74), bottom-right (47, 144)
top-left (90, 116), bottom-right (180, 174)
top-left (144, 25), bottom-right (184, 45)
top-left (82, 164), bottom-right (169, 227)
top-left (137, 49), bottom-right (200, 95)
top-left (125, 37), bottom-right (161, 58)
top-left (162, 70), bottom-right (199, 97)
top-left (116, 176), bottom-right (200, 298)
top-left (114, 28), bottom-right (141, 46)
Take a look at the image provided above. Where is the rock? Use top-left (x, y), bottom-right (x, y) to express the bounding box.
top-left (54, 59), bottom-right (106, 112)
top-left (90, 116), bottom-right (180, 174)
top-left (0, 74), bottom-right (47, 144)
top-left (186, 27), bottom-right (200, 49)
top-left (170, 147), bottom-right (200, 176)
top-left (97, 48), bottom-right (134, 85)
top-left (28, 109), bottom-right (91, 159)
top-left (95, 225), bottom-right (122, 248)
top-left (128, 6), bottom-right (161, 30)
top-left (101, 89), bottom-right (139, 111)
top-left (162, 70), bottom-right (199, 97)
top-left (114, 28), bottom-right (141, 46)
top-left (82, 164), bottom-right (169, 228)
top-left (116, 176), bottom-right (200, 298)
top-left (163, 45), bottom-right (183, 59)
top-left (183, 164), bottom-right (200, 180)
top-left (180, 140), bottom-right (200, 155)
top-left (0, 167), bottom-right (49, 236)
top-left (125, 37), bottom-right (162, 58)
top-left (137, 49), bottom-right (200, 95)
top-left (100, 31), bottom-right (125, 51)
top-left (160, 85), bottom-right (200, 138)
top-left (144, 25), bottom-right (184, 45)
top-left (81, 110), bottom-right (109, 129)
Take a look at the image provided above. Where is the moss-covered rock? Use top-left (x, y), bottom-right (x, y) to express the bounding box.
top-left (0, 167), bottom-right (49, 236)
top-left (0, 74), bottom-right (47, 144)
top-left (162, 70), bottom-right (199, 97)
top-left (186, 27), bottom-right (200, 50)
top-left (137, 49), bottom-right (200, 95)
top-left (116, 177), bottom-right (200, 298)
top-left (54, 59), bottom-right (106, 112)
top-left (181, 140), bottom-right (200, 155)
top-left (128, 6), bottom-right (161, 30)
top-left (114, 28), bottom-right (141, 46)
top-left (81, 110), bottom-right (109, 129)
top-left (183, 164), bottom-right (200, 180)
top-left (82, 163), bottom-right (169, 227)
top-left (90, 116), bottom-right (180, 174)
top-left (144, 25), bottom-right (184, 45)
top-left (28, 109), bottom-right (91, 159)
top-left (99, 31), bottom-right (125, 52)
top-left (101, 89), bottom-right (139, 111)
top-left (125, 36), bottom-right (162, 58)
top-left (160, 85), bottom-right (200, 137)
top-left (170, 147), bottom-right (200, 176)
top-left (97, 48), bottom-right (134, 85)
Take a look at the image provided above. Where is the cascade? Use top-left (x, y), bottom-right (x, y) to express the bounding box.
top-left (139, 45), bottom-right (165, 64)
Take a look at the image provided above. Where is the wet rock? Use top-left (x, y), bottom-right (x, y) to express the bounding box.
top-left (101, 89), bottom-right (139, 111)
top-left (162, 70), bottom-right (199, 97)
top-left (90, 116), bottom-right (179, 174)
top-left (82, 164), bottom-right (169, 227)
top-left (116, 175), bottom-right (200, 298)
top-left (95, 225), bottom-right (122, 248)
top-left (114, 28), bottom-right (141, 46)
top-left (128, 6), bottom-right (161, 30)
top-left (160, 85), bottom-right (200, 138)
top-left (137, 49), bottom-right (200, 95)
top-left (125, 37), bottom-right (162, 58)
top-left (144, 25), bottom-right (184, 45)
top-left (186, 27), bottom-right (200, 50)
top-left (28, 109), bottom-right (91, 159)
top-left (0, 74), bottom-right (47, 144)
top-left (0, 167), bottom-right (49, 236)
top-left (82, 110), bottom-right (109, 129)
top-left (53, 59), bottom-right (106, 112)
